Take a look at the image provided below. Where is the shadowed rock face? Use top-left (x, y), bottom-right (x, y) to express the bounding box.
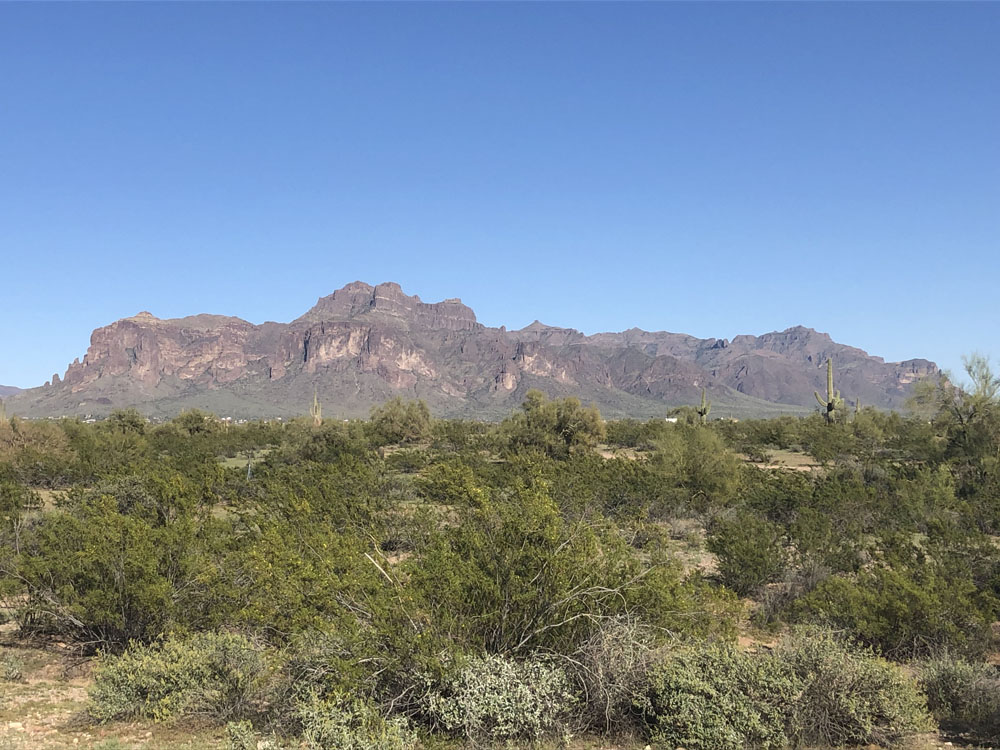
top-left (8, 281), bottom-right (938, 420)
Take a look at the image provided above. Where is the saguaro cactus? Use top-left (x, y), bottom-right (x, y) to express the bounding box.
top-left (814, 359), bottom-right (845, 423)
top-left (309, 390), bottom-right (323, 427)
top-left (696, 388), bottom-right (712, 425)
top-left (0, 399), bottom-right (6, 424)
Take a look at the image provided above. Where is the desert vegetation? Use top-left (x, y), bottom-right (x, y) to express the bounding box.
top-left (0, 358), bottom-right (998, 748)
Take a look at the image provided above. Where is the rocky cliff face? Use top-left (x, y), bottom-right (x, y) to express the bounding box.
top-left (296, 281), bottom-right (481, 332)
top-left (7, 281), bottom-right (939, 419)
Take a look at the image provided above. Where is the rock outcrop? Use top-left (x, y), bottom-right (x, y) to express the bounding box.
top-left (7, 281), bottom-right (939, 420)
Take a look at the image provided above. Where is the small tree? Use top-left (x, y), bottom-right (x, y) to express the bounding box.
top-left (370, 398), bottom-right (432, 445)
top-left (505, 390), bottom-right (605, 458)
top-left (174, 409), bottom-right (219, 436)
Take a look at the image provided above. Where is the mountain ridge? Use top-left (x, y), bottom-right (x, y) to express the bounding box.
top-left (6, 281), bottom-right (938, 420)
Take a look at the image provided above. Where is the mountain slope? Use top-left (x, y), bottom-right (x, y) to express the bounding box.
top-left (7, 282), bottom-right (937, 420)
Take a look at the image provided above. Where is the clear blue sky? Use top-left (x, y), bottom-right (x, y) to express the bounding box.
top-left (1, 3), bottom-right (997, 388)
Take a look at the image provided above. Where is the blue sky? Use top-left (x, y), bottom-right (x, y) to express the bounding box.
top-left (1, 3), bottom-right (997, 388)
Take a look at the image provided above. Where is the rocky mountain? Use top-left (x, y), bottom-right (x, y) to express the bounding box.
top-left (6, 282), bottom-right (938, 420)
top-left (0, 386), bottom-right (21, 398)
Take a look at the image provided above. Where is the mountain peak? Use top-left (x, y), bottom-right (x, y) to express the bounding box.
top-left (522, 320), bottom-right (549, 331)
top-left (296, 281), bottom-right (479, 331)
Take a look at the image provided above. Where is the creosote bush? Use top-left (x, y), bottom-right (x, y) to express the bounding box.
top-left (370, 397), bottom-right (433, 446)
top-left (707, 510), bottom-right (788, 596)
top-left (428, 653), bottom-right (576, 746)
top-left (790, 562), bottom-right (996, 658)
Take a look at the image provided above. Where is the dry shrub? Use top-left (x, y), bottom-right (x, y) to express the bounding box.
top-left (571, 616), bottom-right (655, 734)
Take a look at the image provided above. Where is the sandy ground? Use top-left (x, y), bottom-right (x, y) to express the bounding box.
top-left (0, 640), bottom-right (224, 749)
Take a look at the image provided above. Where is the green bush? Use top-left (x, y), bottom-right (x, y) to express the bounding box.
top-left (640, 643), bottom-right (798, 750)
top-left (502, 390), bottom-right (605, 458)
top-left (917, 652), bottom-right (1000, 740)
top-left (650, 425), bottom-right (742, 510)
top-left (417, 460), bottom-right (488, 507)
top-left (779, 627), bottom-right (932, 748)
top-left (89, 632), bottom-right (271, 723)
top-left (295, 689), bottom-right (416, 750)
top-left (277, 631), bottom-right (369, 697)
top-left (707, 511), bottom-right (788, 595)
top-left (640, 632), bottom-right (930, 750)
top-left (370, 397), bottom-right (433, 446)
top-left (411, 478), bottom-right (737, 657)
top-left (791, 563), bottom-right (995, 658)
top-left (428, 653), bottom-right (576, 746)
top-left (10, 488), bottom-right (201, 648)
top-left (604, 418), bottom-right (669, 450)
top-left (0, 480), bottom-right (38, 530)
top-left (384, 448), bottom-right (430, 473)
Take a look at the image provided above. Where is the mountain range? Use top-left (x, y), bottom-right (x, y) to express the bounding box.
top-left (4, 282), bottom-right (938, 420)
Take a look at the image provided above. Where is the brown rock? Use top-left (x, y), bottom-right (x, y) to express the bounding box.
top-left (8, 282), bottom-right (939, 420)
